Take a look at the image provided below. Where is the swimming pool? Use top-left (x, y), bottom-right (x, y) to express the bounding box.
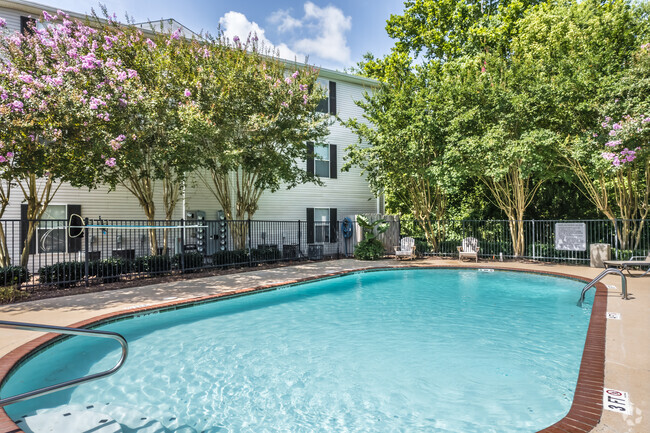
top-left (1, 268), bottom-right (596, 432)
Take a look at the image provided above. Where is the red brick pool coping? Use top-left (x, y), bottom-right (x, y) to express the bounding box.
top-left (0, 265), bottom-right (607, 433)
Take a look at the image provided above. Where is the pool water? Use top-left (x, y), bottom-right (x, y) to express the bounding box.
top-left (2, 269), bottom-right (594, 432)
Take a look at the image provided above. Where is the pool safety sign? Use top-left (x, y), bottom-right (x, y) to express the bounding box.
top-left (603, 389), bottom-right (632, 415)
top-left (554, 223), bottom-right (587, 251)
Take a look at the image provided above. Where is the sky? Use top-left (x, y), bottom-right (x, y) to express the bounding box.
top-left (33, 0), bottom-right (406, 71)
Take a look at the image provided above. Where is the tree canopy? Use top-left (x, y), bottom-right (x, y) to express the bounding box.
top-left (347, 0), bottom-right (650, 253)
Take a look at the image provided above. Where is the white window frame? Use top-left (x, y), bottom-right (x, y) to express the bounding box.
top-left (314, 143), bottom-right (330, 178)
top-left (36, 204), bottom-right (68, 253)
top-left (313, 208), bottom-right (330, 244)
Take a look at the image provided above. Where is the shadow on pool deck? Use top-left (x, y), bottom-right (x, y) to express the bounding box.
top-left (0, 258), bottom-right (647, 433)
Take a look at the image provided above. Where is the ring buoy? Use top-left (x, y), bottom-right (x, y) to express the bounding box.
top-left (341, 217), bottom-right (353, 239)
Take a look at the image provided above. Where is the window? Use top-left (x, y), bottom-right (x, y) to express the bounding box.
top-left (307, 142), bottom-right (337, 179)
top-left (21, 204), bottom-right (82, 254)
top-left (314, 144), bottom-right (330, 177)
top-left (314, 208), bottom-right (330, 243)
top-left (37, 205), bottom-right (67, 253)
top-left (315, 79), bottom-right (336, 115)
top-left (306, 207), bottom-right (337, 244)
top-left (20, 16), bottom-right (36, 35)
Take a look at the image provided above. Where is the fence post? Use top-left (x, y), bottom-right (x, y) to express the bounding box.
top-left (248, 219), bottom-right (252, 266)
top-left (180, 219), bottom-right (185, 273)
top-left (84, 218), bottom-right (89, 287)
top-left (532, 219), bottom-right (535, 261)
top-left (298, 220), bottom-right (301, 258)
top-left (337, 220), bottom-right (340, 259)
top-left (614, 218), bottom-right (619, 260)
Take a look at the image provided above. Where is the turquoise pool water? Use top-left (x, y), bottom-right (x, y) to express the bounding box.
top-left (2, 269), bottom-right (594, 432)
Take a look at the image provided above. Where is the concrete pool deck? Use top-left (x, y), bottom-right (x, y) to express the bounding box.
top-left (0, 258), bottom-right (647, 432)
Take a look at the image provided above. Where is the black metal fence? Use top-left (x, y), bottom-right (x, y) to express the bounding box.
top-left (402, 218), bottom-right (649, 264)
top-left (1, 217), bottom-right (648, 294)
top-left (0, 218), bottom-right (357, 292)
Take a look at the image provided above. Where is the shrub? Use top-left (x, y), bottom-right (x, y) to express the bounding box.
top-left (354, 239), bottom-right (385, 260)
top-left (172, 251), bottom-right (205, 273)
top-left (38, 262), bottom-right (86, 288)
top-left (134, 255), bottom-right (172, 275)
top-left (0, 286), bottom-right (29, 303)
top-left (414, 239), bottom-right (430, 255)
top-left (90, 257), bottom-right (132, 283)
top-left (211, 250), bottom-right (248, 267)
top-left (250, 246), bottom-right (281, 263)
top-left (0, 266), bottom-right (29, 287)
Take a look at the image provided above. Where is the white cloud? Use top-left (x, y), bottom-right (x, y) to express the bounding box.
top-left (218, 11), bottom-right (302, 61)
top-left (271, 2), bottom-right (352, 65)
top-left (269, 9), bottom-right (303, 33)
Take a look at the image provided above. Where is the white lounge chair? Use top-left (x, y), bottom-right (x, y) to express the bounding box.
top-left (457, 237), bottom-right (480, 262)
top-left (604, 253), bottom-right (650, 276)
top-left (394, 237), bottom-right (416, 260)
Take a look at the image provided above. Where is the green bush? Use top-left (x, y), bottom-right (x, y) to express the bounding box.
top-left (90, 257), bottom-right (132, 283)
top-left (172, 251), bottom-right (205, 273)
top-left (354, 239), bottom-right (385, 260)
top-left (250, 246), bottom-right (281, 263)
top-left (414, 239), bottom-right (430, 255)
top-left (134, 255), bottom-right (172, 275)
top-left (212, 250), bottom-right (248, 266)
top-left (38, 261), bottom-right (86, 288)
top-left (0, 286), bottom-right (29, 303)
top-left (0, 266), bottom-right (29, 287)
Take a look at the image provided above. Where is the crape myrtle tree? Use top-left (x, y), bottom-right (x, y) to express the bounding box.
top-left (180, 35), bottom-right (330, 249)
top-left (565, 43), bottom-right (650, 251)
top-left (95, 17), bottom-right (201, 255)
top-left (343, 63), bottom-right (458, 252)
top-left (506, 0), bottom-right (650, 250)
top-left (0, 11), bottom-right (142, 267)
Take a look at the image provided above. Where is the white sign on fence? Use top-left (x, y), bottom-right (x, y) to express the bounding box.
top-left (555, 223), bottom-right (587, 251)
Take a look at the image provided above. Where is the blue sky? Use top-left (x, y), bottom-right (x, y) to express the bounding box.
top-left (35, 0), bottom-right (405, 71)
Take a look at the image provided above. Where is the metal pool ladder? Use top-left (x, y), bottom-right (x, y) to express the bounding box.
top-left (0, 320), bottom-right (128, 407)
top-left (578, 268), bottom-right (628, 307)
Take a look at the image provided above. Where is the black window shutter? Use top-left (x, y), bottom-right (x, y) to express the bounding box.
top-left (20, 16), bottom-right (36, 35)
top-left (329, 208), bottom-right (337, 243)
top-left (67, 205), bottom-right (82, 252)
top-left (306, 208), bottom-right (314, 244)
top-left (329, 81), bottom-right (336, 115)
top-left (329, 144), bottom-right (337, 179)
top-left (20, 204), bottom-right (36, 255)
top-left (306, 142), bottom-right (314, 174)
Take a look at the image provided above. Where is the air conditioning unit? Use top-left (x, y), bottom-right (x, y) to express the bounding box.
top-left (307, 244), bottom-right (323, 260)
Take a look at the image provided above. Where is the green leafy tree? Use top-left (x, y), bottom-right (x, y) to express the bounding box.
top-left (0, 12), bottom-right (142, 266)
top-left (343, 64), bottom-right (457, 251)
top-left (181, 35), bottom-right (330, 249)
top-left (565, 43), bottom-right (650, 249)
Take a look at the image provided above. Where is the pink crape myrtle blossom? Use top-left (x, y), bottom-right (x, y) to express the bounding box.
top-left (594, 113), bottom-right (649, 168)
top-left (0, 10), bottom-right (145, 181)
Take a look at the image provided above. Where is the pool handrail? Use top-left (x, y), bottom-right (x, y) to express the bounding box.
top-left (578, 268), bottom-right (627, 306)
top-left (0, 320), bottom-right (128, 407)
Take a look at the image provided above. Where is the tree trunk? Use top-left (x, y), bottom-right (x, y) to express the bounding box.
top-left (18, 175), bottom-right (60, 268)
top-left (0, 180), bottom-right (12, 267)
top-left (483, 165), bottom-right (540, 258)
top-left (123, 176), bottom-right (158, 255)
top-left (162, 175), bottom-right (181, 255)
